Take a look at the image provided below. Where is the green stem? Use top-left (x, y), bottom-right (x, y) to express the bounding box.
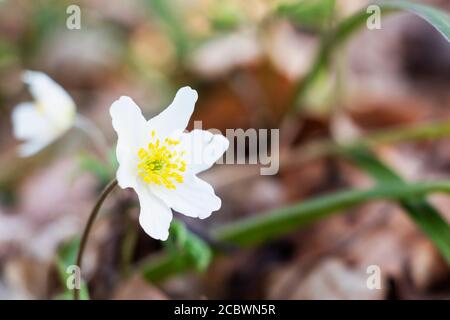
top-left (73, 178), bottom-right (117, 300)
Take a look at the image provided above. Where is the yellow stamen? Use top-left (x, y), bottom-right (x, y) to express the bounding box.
top-left (137, 132), bottom-right (186, 189)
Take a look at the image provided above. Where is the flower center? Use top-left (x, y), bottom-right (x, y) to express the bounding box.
top-left (137, 131), bottom-right (186, 189)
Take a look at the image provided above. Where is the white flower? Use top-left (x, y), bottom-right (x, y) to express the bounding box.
top-left (110, 87), bottom-right (229, 240)
top-left (11, 71), bottom-right (76, 157)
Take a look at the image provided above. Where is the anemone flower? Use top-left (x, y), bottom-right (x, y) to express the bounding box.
top-left (110, 87), bottom-right (229, 240)
top-left (12, 71), bottom-right (76, 157)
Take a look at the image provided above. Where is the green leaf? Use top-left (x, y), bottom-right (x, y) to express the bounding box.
top-left (295, 0), bottom-right (450, 105)
top-left (169, 219), bottom-right (189, 248)
top-left (332, 1), bottom-right (450, 44)
top-left (381, 1), bottom-right (450, 40)
top-left (277, 0), bottom-right (336, 31)
top-left (347, 149), bottom-right (450, 264)
top-left (166, 220), bottom-right (213, 272)
top-left (142, 180), bottom-right (450, 281)
top-left (214, 180), bottom-right (450, 246)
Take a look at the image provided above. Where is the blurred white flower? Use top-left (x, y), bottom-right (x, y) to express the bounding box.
top-left (11, 71), bottom-right (76, 157)
top-left (110, 87), bottom-right (229, 240)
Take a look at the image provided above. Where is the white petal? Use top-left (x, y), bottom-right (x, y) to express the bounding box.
top-left (110, 96), bottom-right (150, 189)
top-left (23, 71), bottom-right (76, 127)
top-left (135, 182), bottom-right (173, 241)
top-left (11, 102), bottom-right (58, 157)
top-left (12, 102), bottom-right (51, 139)
top-left (151, 174), bottom-right (221, 219)
top-left (147, 86), bottom-right (198, 136)
top-left (179, 129), bottom-right (229, 174)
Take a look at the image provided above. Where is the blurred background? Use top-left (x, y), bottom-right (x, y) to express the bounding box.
top-left (0, 0), bottom-right (449, 299)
